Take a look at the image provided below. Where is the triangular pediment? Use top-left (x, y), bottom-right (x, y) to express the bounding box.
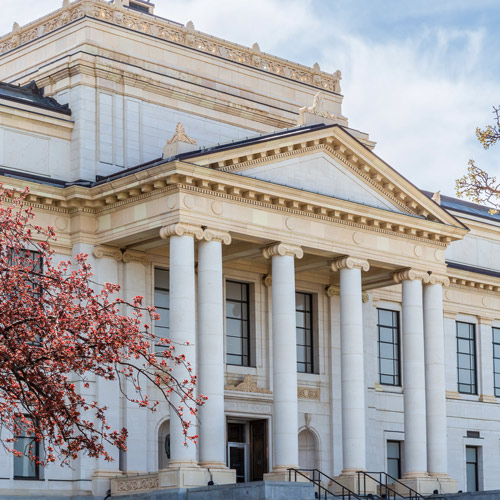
top-left (193, 125), bottom-right (466, 229)
top-left (238, 151), bottom-right (406, 214)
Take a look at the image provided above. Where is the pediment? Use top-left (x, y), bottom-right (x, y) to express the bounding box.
top-left (237, 151), bottom-right (407, 214)
top-left (196, 125), bottom-right (466, 229)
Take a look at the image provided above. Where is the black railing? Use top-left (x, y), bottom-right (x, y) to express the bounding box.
top-left (288, 468), bottom-right (365, 500)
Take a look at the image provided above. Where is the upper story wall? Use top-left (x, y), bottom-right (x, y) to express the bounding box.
top-left (0, 0), bottom-right (353, 182)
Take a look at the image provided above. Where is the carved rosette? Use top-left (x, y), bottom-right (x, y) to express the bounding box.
top-left (159, 223), bottom-right (204, 240)
top-left (92, 245), bottom-right (122, 262)
top-left (202, 228), bottom-right (231, 245)
top-left (428, 273), bottom-right (450, 287)
top-left (262, 243), bottom-right (303, 260)
top-left (393, 268), bottom-right (431, 284)
top-left (330, 256), bottom-right (370, 272)
top-left (122, 250), bottom-right (150, 266)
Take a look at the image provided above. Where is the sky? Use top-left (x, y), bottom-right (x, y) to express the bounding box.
top-left (1, 0), bottom-right (500, 196)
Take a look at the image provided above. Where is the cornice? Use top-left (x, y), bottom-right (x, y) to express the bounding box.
top-left (393, 268), bottom-right (430, 284)
top-left (262, 242), bottom-right (303, 259)
top-left (0, 0), bottom-right (341, 93)
top-left (159, 222), bottom-right (204, 240)
top-left (330, 255), bottom-right (370, 272)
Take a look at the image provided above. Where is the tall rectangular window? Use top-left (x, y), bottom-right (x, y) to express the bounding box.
top-left (154, 268), bottom-right (170, 352)
top-left (387, 440), bottom-right (401, 480)
top-left (377, 309), bottom-right (400, 386)
top-left (296, 292), bottom-right (313, 374)
top-left (13, 417), bottom-right (39, 480)
top-left (226, 281), bottom-right (250, 366)
top-left (493, 328), bottom-right (500, 397)
top-left (466, 446), bottom-right (479, 492)
top-left (457, 322), bottom-right (477, 394)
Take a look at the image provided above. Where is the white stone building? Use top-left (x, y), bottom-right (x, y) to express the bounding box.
top-left (0, 1), bottom-right (499, 497)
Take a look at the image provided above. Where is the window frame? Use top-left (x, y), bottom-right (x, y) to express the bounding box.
top-left (386, 440), bottom-right (402, 480)
top-left (465, 445), bottom-right (479, 492)
top-left (13, 416), bottom-right (40, 480)
top-left (377, 308), bottom-right (401, 387)
top-left (456, 321), bottom-right (477, 395)
top-left (225, 280), bottom-right (251, 367)
top-left (493, 327), bottom-right (500, 397)
top-left (296, 291), bottom-right (314, 374)
top-left (153, 267), bottom-right (170, 353)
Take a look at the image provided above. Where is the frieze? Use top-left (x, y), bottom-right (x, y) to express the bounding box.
top-left (0, 0), bottom-right (341, 93)
top-left (113, 474), bottom-right (159, 493)
top-left (297, 387), bottom-right (320, 400)
top-left (225, 374), bottom-right (271, 394)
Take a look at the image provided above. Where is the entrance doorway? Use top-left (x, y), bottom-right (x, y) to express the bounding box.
top-left (227, 420), bottom-right (268, 482)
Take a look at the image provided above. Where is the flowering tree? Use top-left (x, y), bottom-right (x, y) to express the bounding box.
top-left (456, 106), bottom-right (500, 212)
top-left (0, 185), bottom-right (202, 467)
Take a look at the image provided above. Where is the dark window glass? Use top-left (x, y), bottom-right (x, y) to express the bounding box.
top-left (387, 440), bottom-right (401, 480)
top-left (226, 281), bottom-right (250, 366)
top-left (296, 292), bottom-right (313, 373)
top-left (457, 322), bottom-right (477, 394)
top-left (466, 446), bottom-right (479, 492)
top-left (378, 309), bottom-right (400, 386)
top-left (493, 328), bottom-right (500, 397)
top-left (13, 417), bottom-right (39, 480)
top-left (154, 268), bottom-right (170, 352)
top-left (128, 1), bottom-right (149, 13)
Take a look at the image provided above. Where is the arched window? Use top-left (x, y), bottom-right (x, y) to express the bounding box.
top-left (158, 420), bottom-right (170, 470)
top-left (298, 429), bottom-right (319, 470)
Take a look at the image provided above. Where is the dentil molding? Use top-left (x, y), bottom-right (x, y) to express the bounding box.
top-left (159, 222), bottom-right (204, 240)
top-left (330, 255), bottom-right (370, 272)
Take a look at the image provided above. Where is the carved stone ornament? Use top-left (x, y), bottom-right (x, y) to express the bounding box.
top-left (166, 122), bottom-right (197, 145)
top-left (428, 273), bottom-right (450, 287)
top-left (393, 268), bottom-right (431, 284)
top-left (330, 256), bottom-right (370, 272)
top-left (262, 274), bottom-right (272, 287)
top-left (202, 228), bottom-right (231, 245)
top-left (325, 285), bottom-right (340, 297)
top-left (159, 223), bottom-right (204, 240)
top-left (114, 475), bottom-right (159, 493)
top-left (362, 291), bottom-right (370, 303)
top-left (122, 250), bottom-right (150, 266)
top-left (298, 387), bottom-right (320, 400)
top-left (92, 245), bottom-right (122, 262)
top-left (262, 243), bottom-right (303, 260)
top-left (225, 374), bottom-right (271, 394)
top-left (299, 91), bottom-right (335, 120)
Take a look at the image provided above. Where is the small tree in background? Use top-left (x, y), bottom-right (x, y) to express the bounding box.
top-left (456, 106), bottom-right (500, 212)
top-left (0, 185), bottom-right (202, 467)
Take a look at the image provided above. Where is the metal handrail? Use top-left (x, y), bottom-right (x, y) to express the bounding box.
top-left (288, 468), bottom-right (365, 500)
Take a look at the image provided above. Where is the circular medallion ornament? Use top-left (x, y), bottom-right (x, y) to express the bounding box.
top-left (55, 217), bottom-right (68, 231)
top-left (435, 249), bottom-right (445, 262)
top-left (183, 195), bottom-right (194, 209)
top-left (352, 231), bottom-right (363, 245)
top-left (414, 245), bottom-right (423, 257)
top-left (285, 217), bottom-right (297, 230)
top-left (211, 201), bottom-right (223, 215)
top-left (167, 196), bottom-right (176, 209)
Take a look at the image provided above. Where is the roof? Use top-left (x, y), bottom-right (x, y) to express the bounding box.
top-left (447, 261), bottom-right (500, 279)
top-left (0, 81), bottom-right (71, 115)
top-left (423, 190), bottom-right (500, 224)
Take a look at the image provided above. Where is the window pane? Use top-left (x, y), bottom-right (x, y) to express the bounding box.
top-left (296, 311), bottom-right (305, 328)
top-left (458, 368), bottom-right (471, 384)
top-left (226, 281), bottom-right (242, 300)
top-left (227, 354), bottom-right (242, 365)
top-left (296, 292), bottom-right (313, 373)
top-left (225, 281), bottom-right (250, 367)
top-left (493, 328), bottom-right (500, 344)
top-left (227, 335), bottom-right (242, 356)
top-left (296, 328), bottom-right (306, 346)
top-left (458, 353), bottom-right (471, 369)
top-left (378, 309), bottom-right (394, 327)
top-left (227, 318), bottom-right (242, 337)
top-left (154, 268), bottom-right (169, 288)
top-left (296, 292), bottom-right (305, 311)
top-left (379, 327), bottom-right (394, 343)
top-left (494, 343), bottom-right (500, 359)
top-left (226, 301), bottom-right (242, 319)
top-left (380, 342), bottom-right (394, 359)
top-left (387, 441), bottom-right (400, 459)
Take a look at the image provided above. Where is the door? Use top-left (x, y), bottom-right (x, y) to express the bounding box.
top-left (250, 419), bottom-right (268, 481)
top-left (228, 442), bottom-right (248, 483)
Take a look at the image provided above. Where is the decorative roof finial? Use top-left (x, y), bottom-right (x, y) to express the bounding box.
top-left (162, 122), bottom-right (197, 159)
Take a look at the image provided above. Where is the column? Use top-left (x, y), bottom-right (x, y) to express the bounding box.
top-left (262, 243), bottom-right (303, 474)
top-left (423, 275), bottom-right (449, 477)
top-left (159, 223), bottom-right (203, 468)
top-left (331, 256), bottom-right (370, 476)
top-left (197, 229), bottom-right (231, 468)
top-left (122, 250), bottom-right (150, 473)
top-left (394, 270), bottom-right (429, 483)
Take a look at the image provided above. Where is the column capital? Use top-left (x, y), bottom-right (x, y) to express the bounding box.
top-left (428, 273), bottom-right (450, 287)
top-left (325, 285), bottom-right (340, 297)
top-left (393, 268), bottom-right (430, 284)
top-left (92, 245), bottom-right (122, 262)
top-left (122, 250), bottom-right (150, 266)
top-left (159, 223), bottom-right (204, 240)
top-left (202, 228), bottom-right (231, 245)
top-left (262, 242), bottom-right (303, 260)
top-left (330, 256), bottom-right (369, 272)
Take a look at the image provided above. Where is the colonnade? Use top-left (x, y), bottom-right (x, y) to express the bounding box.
top-left (154, 222), bottom-right (453, 491)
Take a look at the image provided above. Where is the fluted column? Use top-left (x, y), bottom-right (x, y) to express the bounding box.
top-left (331, 256), bottom-right (370, 474)
top-left (394, 269), bottom-right (430, 478)
top-left (262, 243), bottom-right (303, 471)
top-left (423, 274), bottom-right (449, 478)
top-left (198, 228), bottom-right (231, 468)
top-left (160, 223), bottom-right (204, 468)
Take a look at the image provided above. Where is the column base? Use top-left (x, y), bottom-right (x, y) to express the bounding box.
top-left (264, 467), bottom-right (308, 482)
top-left (395, 473), bottom-right (458, 495)
top-left (333, 471), bottom-right (378, 495)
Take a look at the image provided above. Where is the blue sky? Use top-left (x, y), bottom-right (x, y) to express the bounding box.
top-left (2, 0), bottom-right (499, 196)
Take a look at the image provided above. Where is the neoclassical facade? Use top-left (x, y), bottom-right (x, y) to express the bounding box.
top-left (1, 1), bottom-right (500, 497)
